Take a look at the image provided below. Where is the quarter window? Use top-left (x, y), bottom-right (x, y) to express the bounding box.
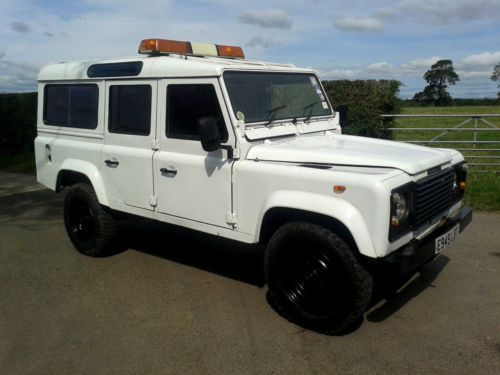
top-left (166, 84), bottom-right (228, 141)
top-left (109, 85), bottom-right (151, 135)
top-left (44, 84), bottom-right (98, 128)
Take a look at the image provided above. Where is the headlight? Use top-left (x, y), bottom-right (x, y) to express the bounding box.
top-left (389, 187), bottom-right (413, 241)
top-left (392, 192), bottom-right (409, 221)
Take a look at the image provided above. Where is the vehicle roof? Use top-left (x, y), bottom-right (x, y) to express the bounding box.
top-left (38, 54), bottom-right (315, 81)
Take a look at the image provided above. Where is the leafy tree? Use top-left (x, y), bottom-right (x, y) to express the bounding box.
top-left (413, 59), bottom-right (459, 106)
top-left (492, 63), bottom-right (500, 98)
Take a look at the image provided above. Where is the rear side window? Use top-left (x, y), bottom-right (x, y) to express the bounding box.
top-left (166, 84), bottom-right (228, 141)
top-left (108, 85), bottom-right (151, 136)
top-left (44, 84), bottom-right (98, 128)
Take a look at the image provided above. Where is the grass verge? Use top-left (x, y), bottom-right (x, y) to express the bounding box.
top-left (464, 173), bottom-right (500, 211)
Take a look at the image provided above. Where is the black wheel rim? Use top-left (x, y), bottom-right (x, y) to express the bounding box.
top-left (67, 197), bottom-right (97, 246)
top-left (277, 237), bottom-right (347, 318)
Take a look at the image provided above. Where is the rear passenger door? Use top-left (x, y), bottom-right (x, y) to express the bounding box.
top-left (101, 80), bottom-right (157, 211)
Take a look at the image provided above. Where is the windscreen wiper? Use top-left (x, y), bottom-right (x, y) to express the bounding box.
top-left (302, 100), bottom-right (319, 123)
top-left (265, 105), bottom-right (288, 126)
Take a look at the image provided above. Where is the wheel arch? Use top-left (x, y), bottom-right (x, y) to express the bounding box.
top-left (257, 191), bottom-right (379, 258)
top-left (56, 159), bottom-right (109, 206)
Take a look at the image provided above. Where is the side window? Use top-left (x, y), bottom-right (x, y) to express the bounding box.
top-left (166, 84), bottom-right (228, 142)
top-left (109, 85), bottom-right (151, 135)
top-left (44, 84), bottom-right (98, 129)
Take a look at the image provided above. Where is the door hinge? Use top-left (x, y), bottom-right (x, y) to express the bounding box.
top-left (151, 139), bottom-right (160, 151)
top-left (149, 195), bottom-right (158, 207)
top-left (232, 147), bottom-right (241, 159)
top-left (225, 212), bottom-right (237, 226)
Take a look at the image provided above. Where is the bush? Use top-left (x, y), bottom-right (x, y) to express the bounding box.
top-left (322, 80), bottom-right (402, 139)
top-left (0, 92), bottom-right (37, 154)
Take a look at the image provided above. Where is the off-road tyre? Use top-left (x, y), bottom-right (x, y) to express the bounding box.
top-left (264, 222), bottom-right (373, 334)
top-left (64, 183), bottom-right (117, 257)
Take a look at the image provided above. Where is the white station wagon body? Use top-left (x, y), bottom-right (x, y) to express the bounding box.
top-left (35, 42), bottom-right (471, 262)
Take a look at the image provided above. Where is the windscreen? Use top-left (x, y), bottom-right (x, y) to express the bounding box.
top-left (223, 71), bottom-right (331, 124)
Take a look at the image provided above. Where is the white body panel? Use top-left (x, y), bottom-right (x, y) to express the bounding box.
top-left (234, 160), bottom-right (398, 257)
top-left (35, 53), bottom-right (466, 260)
top-left (101, 80), bottom-right (157, 211)
top-left (247, 133), bottom-right (455, 175)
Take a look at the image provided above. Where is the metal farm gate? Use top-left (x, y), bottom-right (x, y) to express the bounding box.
top-left (382, 114), bottom-right (500, 173)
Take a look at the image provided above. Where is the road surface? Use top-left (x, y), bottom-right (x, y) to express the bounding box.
top-left (1, 171), bottom-right (499, 374)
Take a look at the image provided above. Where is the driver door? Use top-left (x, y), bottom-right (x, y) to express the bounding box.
top-left (153, 78), bottom-right (235, 228)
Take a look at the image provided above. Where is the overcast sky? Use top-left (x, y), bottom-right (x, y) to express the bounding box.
top-left (1, 0), bottom-right (499, 98)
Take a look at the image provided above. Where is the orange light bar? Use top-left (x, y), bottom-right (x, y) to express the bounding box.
top-left (216, 44), bottom-right (245, 59)
top-left (138, 38), bottom-right (193, 55)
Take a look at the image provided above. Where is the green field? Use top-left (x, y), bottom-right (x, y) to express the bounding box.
top-left (392, 106), bottom-right (500, 211)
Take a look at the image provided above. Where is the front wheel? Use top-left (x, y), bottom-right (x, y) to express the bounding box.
top-left (264, 222), bottom-right (373, 334)
top-left (64, 183), bottom-right (117, 256)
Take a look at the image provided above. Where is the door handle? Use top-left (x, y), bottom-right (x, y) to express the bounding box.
top-left (104, 159), bottom-right (119, 166)
top-left (160, 167), bottom-right (177, 176)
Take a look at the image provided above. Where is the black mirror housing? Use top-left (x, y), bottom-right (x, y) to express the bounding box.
top-left (198, 116), bottom-right (221, 152)
top-left (336, 105), bottom-right (349, 129)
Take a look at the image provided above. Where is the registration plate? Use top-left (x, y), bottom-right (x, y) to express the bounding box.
top-left (435, 224), bottom-right (460, 254)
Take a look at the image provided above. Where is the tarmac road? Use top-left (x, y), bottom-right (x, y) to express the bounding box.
top-left (1, 171), bottom-right (499, 374)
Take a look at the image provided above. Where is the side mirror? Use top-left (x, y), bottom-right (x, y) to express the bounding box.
top-left (198, 116), bottom-right (221, 152)
top-left (336, 105), bottom-right (349, 129)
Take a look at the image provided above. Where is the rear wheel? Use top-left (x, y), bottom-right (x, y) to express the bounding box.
top-left (265, 222), bottom-right (372, 334)
top-left (64, 183), bottom-right (117, 256)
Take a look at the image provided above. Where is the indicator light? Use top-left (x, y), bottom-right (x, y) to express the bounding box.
top-left (333, 185), bottom-right (346, 194)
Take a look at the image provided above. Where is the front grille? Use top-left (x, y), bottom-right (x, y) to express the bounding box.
top-left (413, 168), bottom-right (454, 227)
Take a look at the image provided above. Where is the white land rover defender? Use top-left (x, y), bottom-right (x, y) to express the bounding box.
top-left (35, 38), bottom-right (472, 334)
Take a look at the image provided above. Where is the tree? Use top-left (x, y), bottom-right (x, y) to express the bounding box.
top-left (492, 63), bottom-right (500, 98)
top-left (413, 59), bottom-right (459, 106)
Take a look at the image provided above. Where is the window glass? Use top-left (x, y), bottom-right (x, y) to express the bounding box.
top-left (109, 85), bottom-right (151, 135)
top-left (44, 84), bottom-right (98, 128)
top-left (166, 84), bottom-right (228, 141)
top-left (87, 62), bottom-right (143, 78)
top-left (224, 72), bottom-right (331, 124)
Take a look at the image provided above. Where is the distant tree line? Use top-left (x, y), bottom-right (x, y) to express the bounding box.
top-left (402, 97), bottom-right (500, 107)
top-left (0, 92), bottom-right (37, 155)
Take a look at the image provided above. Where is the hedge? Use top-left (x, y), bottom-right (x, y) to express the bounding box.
top-left (322, 80), bottom-right (402, 139)
top-left (0, 92), bottom-right (37, 154)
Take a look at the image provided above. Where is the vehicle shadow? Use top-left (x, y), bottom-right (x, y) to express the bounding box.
top-left (115, 216), bottom-right (454, 331)
top-left (366, 255), bottom-right (450, 323)
top-left (117, 217), bottom-right (450, 335)
top-left (117, 218), bottom-right (266, 287)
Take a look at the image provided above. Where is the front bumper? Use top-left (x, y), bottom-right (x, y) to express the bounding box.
top-left (380, 206), bottom-right (473, 275)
